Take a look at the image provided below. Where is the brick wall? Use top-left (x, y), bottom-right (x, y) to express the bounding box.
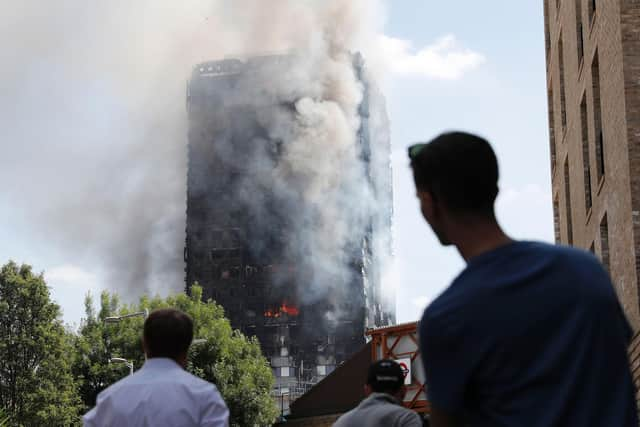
top-left (544, 0), bottom-right (640, 329)
top-left (620, 1), bottom-right (640, 332)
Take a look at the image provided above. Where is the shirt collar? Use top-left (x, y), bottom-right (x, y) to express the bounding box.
top-left (142, 357), bottom-right (183, 371)
top-left (365, 392), bottom-right (402, 405)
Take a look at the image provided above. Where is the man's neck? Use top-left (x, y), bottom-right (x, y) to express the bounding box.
top-left (451, 220), bottom-right (512, 262)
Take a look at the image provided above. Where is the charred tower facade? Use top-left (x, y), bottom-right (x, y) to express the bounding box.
top-left (184, 54), bottom-right (393, 396)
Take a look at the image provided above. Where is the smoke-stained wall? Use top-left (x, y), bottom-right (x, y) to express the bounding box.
top-left (185, 54), bottom-right (393, 388)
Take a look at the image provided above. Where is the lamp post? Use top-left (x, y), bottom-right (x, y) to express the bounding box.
top-left (109, 357), bottom-right (134, 376)
top-left (104, 309), bottom-right (149, 323)
top-left (279, 389), bottom-right (290, 421)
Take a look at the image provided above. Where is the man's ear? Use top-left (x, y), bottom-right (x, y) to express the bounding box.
top-left (418, 190), bottom-right (437, 219)
top-left (141, 338), bottom-right (149, 359)
top-left (364, 384), bottom-right (373, 397)
top-left (417, 190), bottom-right (433, 205)
top-left (396, 385), bottom-right (407, 401)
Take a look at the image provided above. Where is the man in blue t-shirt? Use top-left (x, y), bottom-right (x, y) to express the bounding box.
top-left (408, 132), bottom-right (637, 427)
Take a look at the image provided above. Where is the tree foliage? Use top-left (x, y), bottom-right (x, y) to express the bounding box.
top-left (0, 406), bottom-right (10, 427)
top-left (0, 261), bottom-right (82, 426)
top-left (73, 285), bottom-right (278, 427)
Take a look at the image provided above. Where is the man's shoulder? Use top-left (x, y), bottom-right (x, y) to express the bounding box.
top-left (161, 366), bottom-right (221, 397)
top-left (333, 407), bottom-right (357, 426)
top-left (507, 240), bottom-right (600, 266)
top-left (98, 364), bottom-right (218, 399)
top-left (517, 241), bottom-right (606, 279)
top-left (335, 395), bottom-right (421, 427)
top-left (422, 242), bottom-right (589, 318)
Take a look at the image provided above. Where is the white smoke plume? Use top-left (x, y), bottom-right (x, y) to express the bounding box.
top-left (0, 0), bottom-right (393, 313)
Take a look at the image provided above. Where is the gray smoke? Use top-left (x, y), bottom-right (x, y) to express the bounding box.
top-left (0, 0), bottom-right (393, 308)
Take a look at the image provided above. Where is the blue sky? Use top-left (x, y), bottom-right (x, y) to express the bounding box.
top-left (384, 1), bottom-right (553, 321)
top-left (0, 1), bottom-right (553, 326)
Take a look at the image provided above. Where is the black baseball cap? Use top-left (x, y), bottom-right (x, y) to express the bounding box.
top-left (367, 359), bottom-right (405, 393)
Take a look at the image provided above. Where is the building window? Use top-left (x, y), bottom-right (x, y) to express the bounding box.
top-left (280, 366), bottom-right (290, 377)
top-left (600, 213), bottom-right (610, 273)
top-left (564, 159), bottom-right (573, 245)
top-left (588, 0), bottom-right (596, 24)
top-left (211, 230), bottom-right (223, 249)
top-left (548, 83), bottom-right (556, 170)
top-left (317, 365), bottom-right (327, 376)
top-left (554, 195), bottom-right (561, 243)
top-left (544, 1), bottom-right (551, 56)
top-left (580, 94), bottom-right (592, 212)
top-left (592, 50), bottom-right (605, 181)
top-left (559, 34), bottom-right (567, 135)
top-left (575, 0), bottom-right (584, 64)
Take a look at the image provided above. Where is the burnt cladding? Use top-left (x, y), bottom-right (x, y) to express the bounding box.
top-left (184, 54), bottom-right (393, 388)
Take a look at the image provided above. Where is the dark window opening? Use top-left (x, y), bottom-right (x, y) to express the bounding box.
top-left (592, 51), bottom-right (605, 180)
top-left (575, 0), bottom-right (584, 64)
top-left (211, 248), bottom-right (242, 260)
top-left (600, 213), bottom-right (609, 273)
top-left (548, 83), bottom-right (556, 170)
top-left (564, 159), bottom-right (573, 245)
top-left (211, 230), bottom-right (223, 249)
top-left (559, 35), bottom-right (567, 134)
top-left (554, 195), bottom-right (561, 243)
top-left (544, 1), bottom-right (551, 56)
top-left (580, 94), bottom-right (592, 211)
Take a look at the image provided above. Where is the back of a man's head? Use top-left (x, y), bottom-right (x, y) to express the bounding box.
top-left (143, 308), bottom-right (193, 360)
top-left (410, 131), bottom-right (499, 217)
top-left (367, 359), bottom-right (405, 396)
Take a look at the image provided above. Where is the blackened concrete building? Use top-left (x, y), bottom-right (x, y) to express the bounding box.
top-left (184, 54), bottom-right (394, 407)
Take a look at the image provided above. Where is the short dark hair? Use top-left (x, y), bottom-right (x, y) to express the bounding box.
top-left (410, 131), bottom-right (499, 216)
top-left (143, 308), bottom-right (194, 359)
top-left (367, 359), bottom-right (405, 394)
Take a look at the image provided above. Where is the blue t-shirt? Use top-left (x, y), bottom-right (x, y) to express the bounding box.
top-left (420, 241), bottom-right (637, 426)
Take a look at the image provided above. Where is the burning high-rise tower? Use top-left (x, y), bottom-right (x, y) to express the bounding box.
top-left (184, 53), bottom-right (393, 400)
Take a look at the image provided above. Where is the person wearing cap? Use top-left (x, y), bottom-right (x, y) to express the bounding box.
top-left (408, 132), bottom-right (637, 426)
top-left (83, 308), bottom-right (229, 427)
top-left (333, 359), bottom-right (423, 427)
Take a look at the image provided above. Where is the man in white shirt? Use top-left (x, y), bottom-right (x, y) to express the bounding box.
top-left (83, 308), bottom-right (229, 427)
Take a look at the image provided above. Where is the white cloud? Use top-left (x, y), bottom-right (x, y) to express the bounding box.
top-left (377, 34), bottom-right (485, 80)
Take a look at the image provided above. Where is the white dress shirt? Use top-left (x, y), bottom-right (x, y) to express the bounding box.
top-left (83, 357), bottom-right (229, 427)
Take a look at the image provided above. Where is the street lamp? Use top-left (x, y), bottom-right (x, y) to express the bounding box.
top-left (104, 309), bottom-right (149, 323)
top-left (109, 357), bottom-right (134, 376)
top-left (279, 390), bottom-right (290, 421)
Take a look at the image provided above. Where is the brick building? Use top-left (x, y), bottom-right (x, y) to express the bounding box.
top-left (543, 0), bottom-right (640, 328)
top-left (544, 1), bottom-right (640, 410)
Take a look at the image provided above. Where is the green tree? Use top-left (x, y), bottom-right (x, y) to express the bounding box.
top-left (0, 406), bottom-right (10, 426)
top-left (0, 261), bottom-right (82, 426)
top-left (74, 285), bottom-right (278, 426)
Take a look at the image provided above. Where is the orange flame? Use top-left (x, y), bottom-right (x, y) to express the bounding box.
top-left (264, 302), bottom-right (300, 318)
top-left (281, 303), bottom-right (299, 316)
